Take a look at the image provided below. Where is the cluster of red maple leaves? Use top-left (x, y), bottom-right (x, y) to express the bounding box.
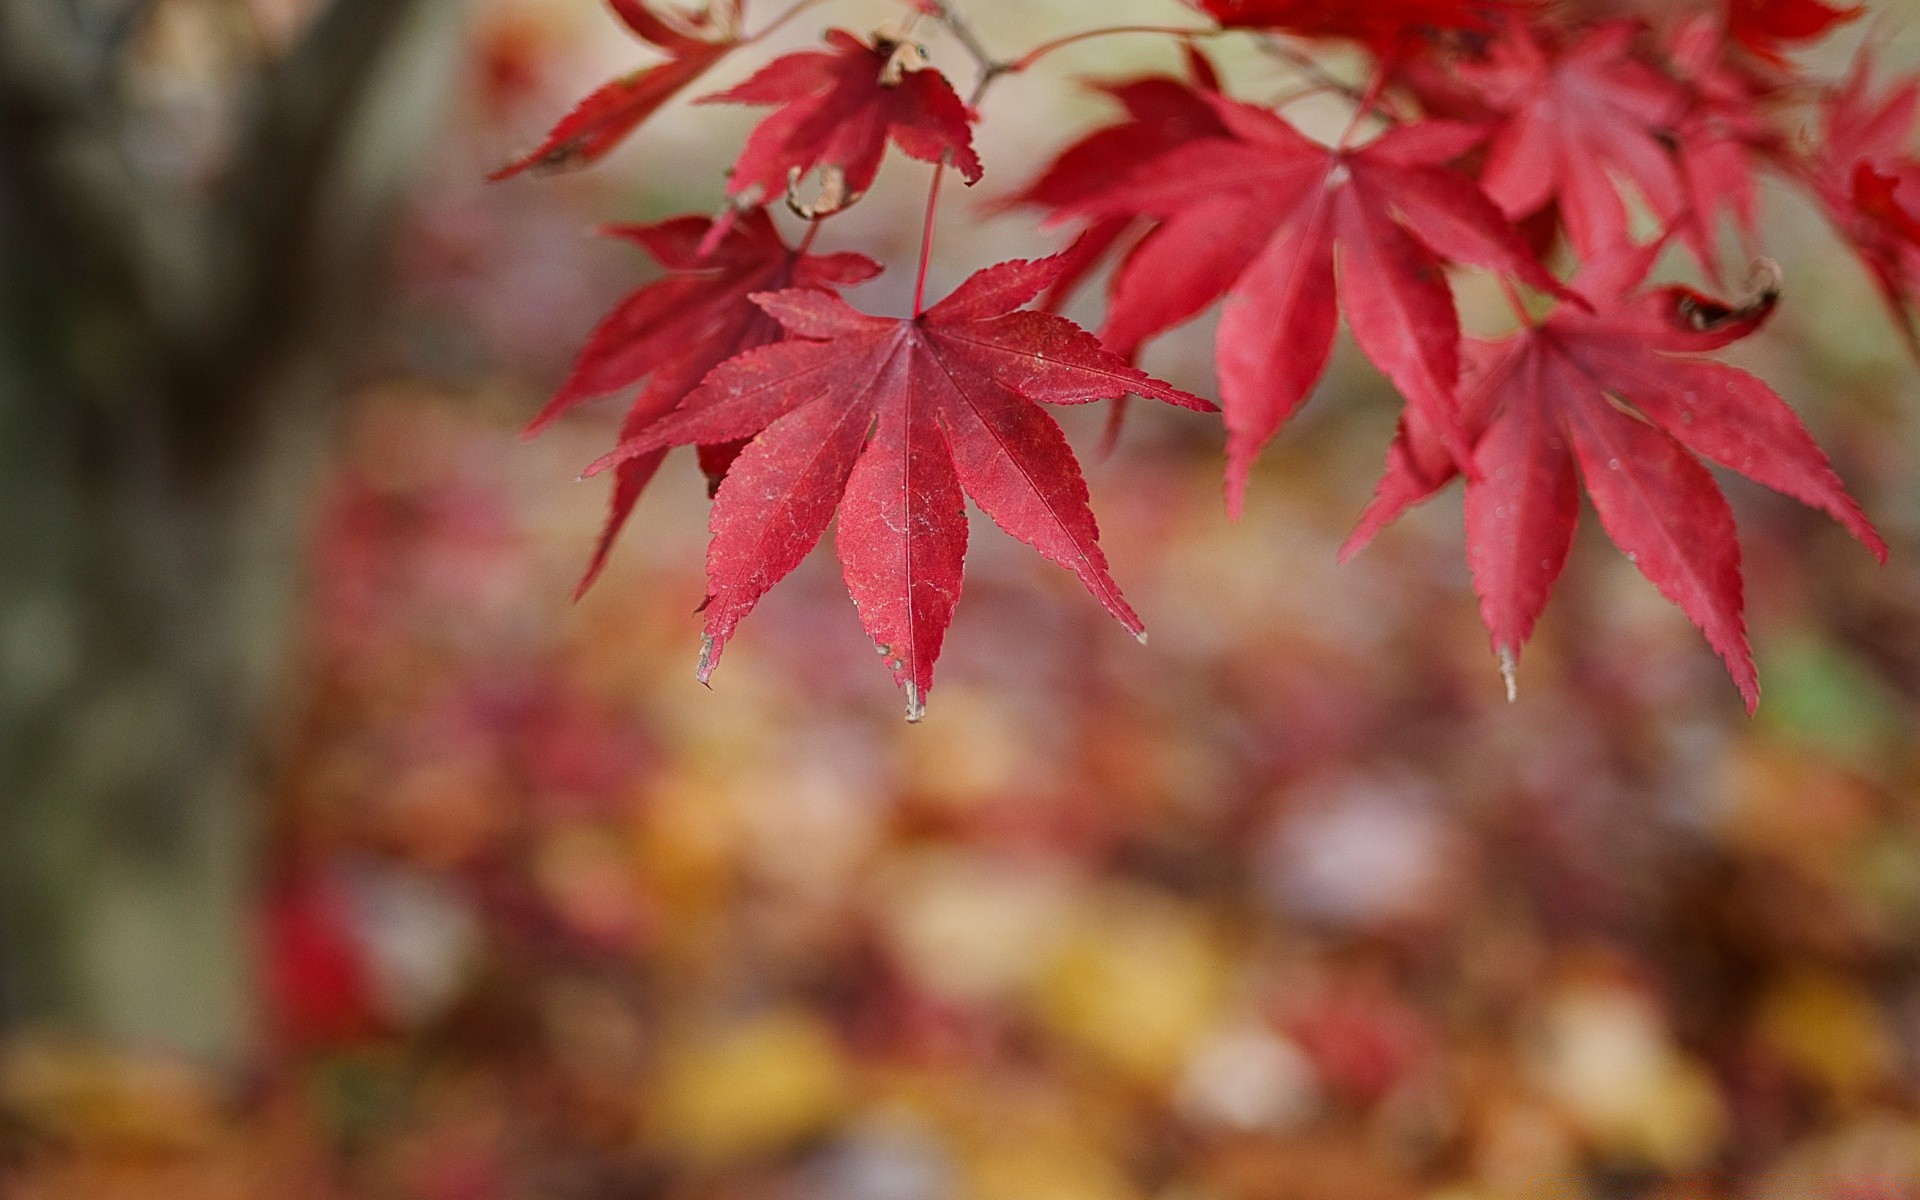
top-left (498, 0), bottom-right (1908, 719)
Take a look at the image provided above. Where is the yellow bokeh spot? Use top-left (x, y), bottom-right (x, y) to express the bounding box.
top-left (1758, 970), bottom-right (1896, 1100)
top-left (650, 1011), bottom-right (852, 1163)
top-left (1036, 890), bottom-right (1226, 1085)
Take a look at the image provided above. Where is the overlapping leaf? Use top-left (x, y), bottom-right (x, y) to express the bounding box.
top-left (1055, 95), bottom-right (1568, 510)
top-left (1345, 249), bottom-right (1886, 711)
top-left (531, 211), bottom-right (879, 595)
top-left (702, 28), bottom-right (981, 211)
top-left (1813, 57), bottom-right (1920, 354)
top-left (586, 257), bottom-right (1211, 719)
top-left (1010, 48), bottom-right (1228, 317)
top-left (1008, 50), bottom-right (1228, 448)
top-left (1663, 14), bottom-right (1785, 278)
top-left (1465, 20), bottom-right (1688, 259)
top-left (492, 0), bottom-right (743, 179)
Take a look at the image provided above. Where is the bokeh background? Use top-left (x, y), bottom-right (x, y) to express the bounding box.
top-left (4, 1), bottom-right (1920, 1197)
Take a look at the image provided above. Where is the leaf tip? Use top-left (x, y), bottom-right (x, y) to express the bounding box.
top-left (697, 634), bottom-right (720, 685)
top-left (1861, 524), bottom-right (1892, 566)
top-left (1497, 645), bottom-right (1519, 704)
top-left (904, 681), bottom-right (927, 724)
top-left (581, 444), bottom-right (632, 479)
top-left (1336, 522), bottom-right (1375, 564)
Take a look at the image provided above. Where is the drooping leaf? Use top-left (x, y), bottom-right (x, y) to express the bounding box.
top-left (1347, 252), bottom-right (1885, 711)
top-left (586, 257), bottom-right (1212, 719)
top-left (530, 211), bottom-right (880, 596)
top-left (491, 0), bottom-right (743, 179)
top-left (701, 28), bottom-right (981, 212)
top-left (1056, 96), bottom-right (1568, 511)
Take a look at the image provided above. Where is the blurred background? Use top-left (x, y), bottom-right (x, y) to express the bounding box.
top-left (4, 1), bottom-right (1920, 1197)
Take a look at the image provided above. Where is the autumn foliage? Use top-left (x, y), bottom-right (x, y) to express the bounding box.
top-left (497, 0), bottom-right (1899, 718)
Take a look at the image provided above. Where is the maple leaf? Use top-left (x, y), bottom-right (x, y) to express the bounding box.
top-left (584, 257), bottom-right (1212, 720)
top-left (1813, 57), bottom-right (1920, 355)
top-left (1466, 20), bottom-right (1688, 260)
top-left (491, 1), bottom-right (743, 180)
top-left (1663, 15), bottom-right (1786, 280)
top-left (1188, 0), bottom-right (1518, 48)
top-left (1058, 96), bottom-right (1569, 511)
top-left (529, 210), bottom-right (879, 597)
top-left (1344, 249), bottom-right (1886, 712)
top-left (1010, 48), bottom-right (1229, 317)
top-left (1727, 0), bottom-right (1862, 60)
top-left (701, 28), bottom-right (981, 213)
top-left (1008, 50), bottom-right (1229, 450)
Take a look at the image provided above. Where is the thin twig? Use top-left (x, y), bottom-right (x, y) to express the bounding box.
top-left (1007, 24), bottom-right (1222, 74)
top-left (928, 2), bottom-right (1225, 108)
top-left (1257, 35), bottom-right (1365, 102)
top-left (921, 0), bottom-right (1005, 103)
top-left (929, 0), bottom-right (997, 72)
top-left (967, 69), bottom-right (997, 108)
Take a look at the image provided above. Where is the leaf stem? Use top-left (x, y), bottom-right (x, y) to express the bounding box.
top-left (796, 216), bottom-right (822, 255)
top-left (913, 160), bottom-right (948, 318)
top-left (1335, 47), bottom-right (1399, 151)
top-left (1497, 276), bottom-right (1538, 329)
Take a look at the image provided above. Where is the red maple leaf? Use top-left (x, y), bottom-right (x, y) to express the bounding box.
top-left (1466, 20), bottom-right (1688, 259)
top-left (1814, 58), bottom-right (1920, 354)
top-left (701, 28), bottom-right (981, 211)
top-left (1664, 14), bottom-right (1787, 280)
top-left (1728, 0), bottom-right (1862, 59)
top-left (1189, 0), bottom-right (1516, 47)
top-left (1009, 50), bottom-right (1228, 449)
top-left (1058, 96), bottom-right (1569, 511)
top-left (491, 0), bottom-right (743, 179)
top-left (585, 257), bottom-right (1212, 720)
top-left (528, 210), bottom-right (879, 596)
top-left (263, 874), bottom-right (380, 1052)
top-left (1345, 249), bottom-right (1886, 711)
top-left (1011, 48), bottom-right (1228, 317)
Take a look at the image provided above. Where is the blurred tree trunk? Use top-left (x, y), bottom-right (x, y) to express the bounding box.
top-left (0, 0), bottom-right (460, 1064)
